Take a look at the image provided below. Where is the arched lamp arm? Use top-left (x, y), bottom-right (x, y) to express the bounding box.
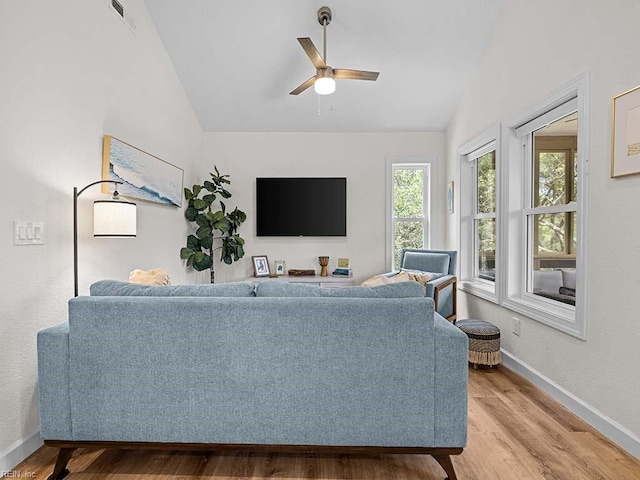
top-left (73, 180), bottom-right (124, 297)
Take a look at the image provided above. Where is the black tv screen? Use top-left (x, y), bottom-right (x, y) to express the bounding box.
top-left (256, 177), bottom-right (346, 236)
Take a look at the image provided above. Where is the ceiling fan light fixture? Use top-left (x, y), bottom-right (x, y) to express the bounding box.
top-left (314, 76), bottom-right (335, 95)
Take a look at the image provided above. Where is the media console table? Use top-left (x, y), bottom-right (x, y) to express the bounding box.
top-left (250, 274), bottom-right (355, 288)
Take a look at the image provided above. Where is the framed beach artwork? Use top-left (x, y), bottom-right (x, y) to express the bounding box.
top-left (102, 135), bottom-right (184, 206)
top-left (612, 84), bottom-right (640, 178)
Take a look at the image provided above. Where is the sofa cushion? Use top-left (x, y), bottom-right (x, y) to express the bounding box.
top-left (90, 280), bottom-right (256, 297)
top-left (401, 251), bottom-right (450, 275)
top-left (533, 270), bottom-right (563, 294)
top-left (561, 269), bottom-right (576, 289)
top-left (255, 279), bottom-right (425, 298)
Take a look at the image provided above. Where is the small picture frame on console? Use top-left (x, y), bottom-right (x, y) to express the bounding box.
top-left (274, 260), bottom-right (286, 276)
top-left (252, 255), bottom-right (270, 277)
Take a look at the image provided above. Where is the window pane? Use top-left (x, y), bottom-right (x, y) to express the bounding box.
top-left (572, 152), bottom-right (578, 202)
top-left (477, 152), bottom-right (496, 214)
top-left (528, 213), bottom-right (576, 304)
top-left (535, 152), bottom-right (567, 207)
top-left (393, 169), bottom-right (423, 218)
top-left (475, 218), bottom-right (495, 281)
top-left (394, 221), bottom-right (423, 268)
top-left (532, 211), bottom-right (577, 256)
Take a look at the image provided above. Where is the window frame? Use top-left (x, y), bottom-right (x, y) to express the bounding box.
top-left (500, 73), bottom-right (590, 339)
top-left (458, 127), bottom-right (500, 304)
top-left (386, 156), bottom-right (435, 271)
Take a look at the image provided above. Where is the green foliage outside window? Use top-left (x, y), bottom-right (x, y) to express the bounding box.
top-left (393, 168), bottom-right (425, 268)
top-left (535, 150), bottom-right (575, 257)
top-left (476, 152), bottom-right (496, 279)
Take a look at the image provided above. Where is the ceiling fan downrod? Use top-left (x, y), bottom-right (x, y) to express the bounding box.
top-left (318, 6), bottom-right (332, 63)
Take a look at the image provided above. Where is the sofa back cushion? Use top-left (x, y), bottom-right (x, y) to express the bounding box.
top-left (255, 280), bottom-right (425, 298)
top-left (90, 280), bottom-right (256, 297)
top-left (401, 251), bottom-right (451, 275)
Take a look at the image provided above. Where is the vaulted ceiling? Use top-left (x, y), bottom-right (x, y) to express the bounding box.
top-left (146, 0), bottom-right (506, 132)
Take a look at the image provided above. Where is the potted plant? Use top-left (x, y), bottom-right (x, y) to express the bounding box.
top-left (180, 166), bottom-right (247, 283)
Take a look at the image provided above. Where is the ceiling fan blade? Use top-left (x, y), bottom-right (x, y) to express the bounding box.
top-left (290, 75), bottom-right (317, 95)
top-left (297, 37), bottom-right (326, 69)
top-left (333, 69), bottom-right (379, 81)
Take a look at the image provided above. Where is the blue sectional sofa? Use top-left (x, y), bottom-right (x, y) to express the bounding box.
top-left (38, 280), bottom-right (468, 480)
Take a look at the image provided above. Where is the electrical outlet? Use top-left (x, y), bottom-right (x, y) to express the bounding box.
top-left (513, 317), bottom-right (521, 336)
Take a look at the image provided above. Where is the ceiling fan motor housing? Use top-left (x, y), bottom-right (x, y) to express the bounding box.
top-left (318, 6), bottom-right (332, 26)
top-left (316, 67), bottom-right (334, 79)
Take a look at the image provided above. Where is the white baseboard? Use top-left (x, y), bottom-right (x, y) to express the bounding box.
top-left (0, 431), bottom-right (43, 473)
top-left (501, 349), bottom-right (640, 460)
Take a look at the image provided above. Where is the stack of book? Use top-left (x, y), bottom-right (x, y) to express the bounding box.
top-left (332, 268), bottom-right (353, 277)
top-left (333, 258), bottom-right (352, 277)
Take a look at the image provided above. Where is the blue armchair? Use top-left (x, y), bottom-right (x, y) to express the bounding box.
top-left (392, 249), bottom-right (458, 321)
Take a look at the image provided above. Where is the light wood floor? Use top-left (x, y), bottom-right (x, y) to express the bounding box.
top-left (10, 366), bottom-right (640, 480)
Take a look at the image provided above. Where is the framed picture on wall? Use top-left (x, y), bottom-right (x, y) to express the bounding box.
top-left (252, 255), bottom-right (270, 277)
top-left (447, 181), bottom-right (455, 214)
top-left (612, 84), bottom-right (640, 178)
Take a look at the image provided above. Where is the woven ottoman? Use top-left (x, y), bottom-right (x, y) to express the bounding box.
top-left (455, 319), bottom-right (501, 369)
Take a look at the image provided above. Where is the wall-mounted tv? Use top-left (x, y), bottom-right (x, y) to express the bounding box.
top-left (256, 177), bottom-right (346, 236)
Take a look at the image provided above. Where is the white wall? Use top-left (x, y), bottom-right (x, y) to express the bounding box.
top-left (201, 132), bottom-right (446, 283)
top-left (0, 0), bottom-right (202, 466)
top-left (446, 0), bottom-right (640, 451)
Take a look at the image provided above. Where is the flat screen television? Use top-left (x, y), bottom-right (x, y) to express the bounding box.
top-left (256, 177), bottom-right (346, 236)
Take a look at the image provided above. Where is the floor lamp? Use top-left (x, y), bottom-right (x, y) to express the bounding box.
top-left (74, 180), bottom-right (137, 297)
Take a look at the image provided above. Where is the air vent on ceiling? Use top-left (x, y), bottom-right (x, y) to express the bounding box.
top-left (112, 0), bottom-right (124, 17)
top-left (108, 0), bottom-right (137, 34)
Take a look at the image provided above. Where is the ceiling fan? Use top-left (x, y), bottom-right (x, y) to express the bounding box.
top-left (290, 6), bottom-right (379, 96)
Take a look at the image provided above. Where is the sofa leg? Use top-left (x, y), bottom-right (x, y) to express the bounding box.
top-left (432, 454), bottom-right (458, 480)
top-left (47, 448), bottom-right (75, 480)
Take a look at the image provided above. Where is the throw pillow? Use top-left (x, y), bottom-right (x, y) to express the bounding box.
top-left (360, 272), bottom-right (413, 287)
top-left (129, 268), bottom-right (170, 286)
top-left (400, 268), bottom-right (445, 284)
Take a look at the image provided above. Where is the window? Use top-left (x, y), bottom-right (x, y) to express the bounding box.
top-left (474, 150), bottom-right (497, 282)
top-left (528, 129), bottom-right (577, 301)
top-left (458, 129), bottom-right (499, 303)
top-left (501, 73), bottom-right (589, 339)
top-left (387, 158), bottom-right (432, 271)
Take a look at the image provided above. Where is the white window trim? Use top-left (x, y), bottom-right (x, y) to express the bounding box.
top-left (386, 156), bottom-right (437, 271)
top-left (458, 127), bottom-right (500, 304)
top-left (500, 72), bottom-right (590, 340)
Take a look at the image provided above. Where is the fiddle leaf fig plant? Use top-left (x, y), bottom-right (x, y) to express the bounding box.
top-left (180, 166), bottom-right (246, 283)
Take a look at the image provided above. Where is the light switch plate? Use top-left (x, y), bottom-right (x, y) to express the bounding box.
top-left (14, 221), bottom-right (44, 245)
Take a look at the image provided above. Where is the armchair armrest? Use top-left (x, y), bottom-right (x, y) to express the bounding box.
top-left (381, 271), bottom-right (458, 322)
top-left (428, 276), bottom-right (458, 322)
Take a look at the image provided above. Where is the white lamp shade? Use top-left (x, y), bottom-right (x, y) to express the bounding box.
top-left (93, 200), bottom-right (137, 237)
top-left (314, 76), bottom-right (336, 95)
